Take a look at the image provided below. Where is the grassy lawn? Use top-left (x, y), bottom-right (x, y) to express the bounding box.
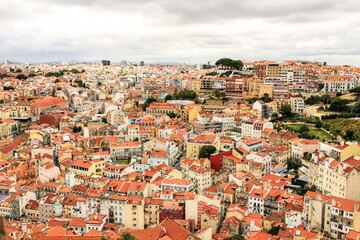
top-left (286, 124), bottom-right (333, 141)
top-left (113, 160), bottom-right (130, 164)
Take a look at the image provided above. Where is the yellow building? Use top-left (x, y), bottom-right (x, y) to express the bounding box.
top-left (29, 129), bottom-right (45, 143)
top-left (191, 79), bottom-right (202, 90)
top-left (0, 139), bottom-right (26, 160)
top-left (69, 159), bottom-right (105, 176)
top-left (0, 108), bottom-right (19, 119)
top-left (259, 83), bottom-right (274, 98)
top-left (331, 143), bottom-right (360, 161)
top-left (248, 79), bottom-right (273, 98)
top-left (182, 107), bottom-right (200, 124)
top-left (123, 100), bottom-right (134, 112)
top-left (124, 197), bottom-right (145, 229)
top-left (186, 135), bottom-right (220, 159)
top-left (266, 63), bottom-right (281, 78)
top-left (201, 212), bottom-right (219, 234)
top-left (308, 154), bottom-right (360, 201)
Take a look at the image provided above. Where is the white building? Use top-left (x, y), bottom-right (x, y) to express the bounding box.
top-left (213, 113), bottom-right (235, 130)
top-left (290, 97), bottom-right (304, 114)
top-left (241, 119), bottom-right (273, 138)
top-left (246, 152), bottom-right (272, 175)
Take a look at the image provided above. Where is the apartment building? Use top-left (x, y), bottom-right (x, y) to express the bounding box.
top-left (290, 97), bottom-right (305, 114)
top-left (107, 110), bottom-right (126, 125)
top-left (324, 76), bottom-right (359, 93)
top-left (69, 159), bottom-right (105, 177)
top-left (161, 178), bottom-right (193, 192)
top-left (273, 82), bottom-right (290, 100)
top-left (187, 165), bottom-right (212, 193)
top-left (146, 102), bottom-right (180, 116)
top-left (308, 153), bottom-right (360, 201)
top-left (124, 196), bottom-right (145, 229)
top-left (304, 191), bottom-right (360, 239)
top-left (212, 113), bottom-right (235, 130)
top-left (186, 134), bottom-right (219, 159)
top-left (201, 76), bottom-right (215, 89)
top-left (110, 142), bottom-right (141, 162)
top-left (291, 139), bottom-right (320, 160)
top-left (241, 119), bottom-right (273, 138)
top-left (225, 78), bottom-right (244, 98)
top-left (194, 117), bottom-right (222, 134)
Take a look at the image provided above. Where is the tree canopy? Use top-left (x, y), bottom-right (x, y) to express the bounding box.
top-left (350, 86), bottom-right (360, 96)
top-left (224, 235), bottom-right (245, 240)
top-left (199, 145), bottom-right (216, 158)
top-left (280, 103), bottom-right (292, 118)
top-left (118, 231), bottom-right (138, 240)
top-left (142, 97), bottom-right (156, 111)
top-left (299, 125), bottom-right (310, 132)
top-left (329, 98), bottom-right (349, 112)
top-left (215, 58), bottom-right (243, 70)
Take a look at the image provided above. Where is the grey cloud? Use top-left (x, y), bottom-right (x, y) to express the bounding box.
top-left (1, 0), bottom-right (360, 65)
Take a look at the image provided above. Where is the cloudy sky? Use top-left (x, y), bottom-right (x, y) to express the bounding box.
top-left (1, 0), bottom-right (360, 65)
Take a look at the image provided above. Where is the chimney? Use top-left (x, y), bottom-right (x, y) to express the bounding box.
top-left (22, 223), bottom-right (27, 233)
top-left (355, 204), bottom-right (359, 212)
top-left (340, 140), bottom-right (344, 146)
top-left (250, 220), bottom-right (254, 228)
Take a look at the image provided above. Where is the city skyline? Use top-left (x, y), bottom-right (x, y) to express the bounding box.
top-left (1, 0), bottom-right (360, 65)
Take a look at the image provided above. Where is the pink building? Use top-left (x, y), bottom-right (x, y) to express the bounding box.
top-left (39, 162), bottom-right (60, 183)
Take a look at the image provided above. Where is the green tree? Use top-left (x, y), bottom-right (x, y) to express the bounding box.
top-left (350, 86), bottom-right (360, 96)
top-left (293, 185), bottom-right (317, 196)
top-left (3, 86), bottom-right (15, 91)
top-left (206, 72), bottom-right (217, 76)
top-left (215, 58), bottom-right (243, 70)
top-left (165, 94), bottom-right (173, 101)
top-left (287, 159), bottom-right (302, 171)
top-left (118, 231), bottom-right (138, 240)
top-left (224, 234), bottom-right (245, 240)
top-left (329, 98), bottom-right (349, 112)
top-left (142, 97), bottom-right (156, 111)
top-left (0, 73), bottom-right (10, 79)
top-left (176, 90), bottom-right (197, 100)
top-left (345, 130), bottom-right (355, 140)
top-left (320, 94), bottom-right (331, 104)
top-left (280, 103), bottom-right (292, 118)
top-left (73, 126), bottom-right (81, 133)
top-left (260, 93), bottom-right (272, 103)
top-left (101, 117), bottom-right (108, 123)
top-left (15, 68), bottom-right (22, 73)
top-left (299, 125), bottom-right (310, 132)
top-left (199, 145), bottom-right (216, 158)
top-left (268, 225), bottom-right (280, 235)
top-left (322, 122), bottom-right (331, 131)
top-left (315, 121), bottom-right (322, 128)
top-left (352, 101), bottom-right (360, 113)
top-left (16, 74), bottom-right (28, 80)
top-left (167, 112), bottom-right (177, 118)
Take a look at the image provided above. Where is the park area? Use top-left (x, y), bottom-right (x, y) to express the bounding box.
top-left (285, 124), bottom-right (333, 141)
